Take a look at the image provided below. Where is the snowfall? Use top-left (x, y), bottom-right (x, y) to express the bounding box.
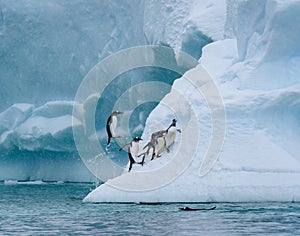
top-left (1, 0), bottom-right (300, 202)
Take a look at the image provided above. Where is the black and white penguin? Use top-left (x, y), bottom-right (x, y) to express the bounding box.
top-left (119, 137), bottom-right (143, 172)
top-left (106, 111), bottom-right (124, 145)
top-left (155, 135), bottom-right (166, 157)
top-left (141, 130), bottom-right (167, 162)
top-left (152, 130), bottom-right (166, 158)
top-left (165, 119), bottom-right (181, 153)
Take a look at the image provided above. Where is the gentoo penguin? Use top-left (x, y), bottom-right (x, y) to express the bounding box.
top-left (106, 111), bottom-right (124, 145)
top-left (119, 137), bottom-right (143, 172)
top-left (141, 130), bottom-right (167, 162)
top-left (155, 135), bottom-right (166, 158)
top-left (165, 119), bottom-right (181, 153)
top-left (152, 130), bottom-right (166, 158)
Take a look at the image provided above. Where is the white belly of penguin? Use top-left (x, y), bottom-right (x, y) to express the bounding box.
top-left (165, 127), bottom-right (177, 147)
top-left (130, 142), bottom-right (140, 161)
top-left (110, 116), bottom-right (117, 136)
top-left (155, 137), bottom-right (166, 155)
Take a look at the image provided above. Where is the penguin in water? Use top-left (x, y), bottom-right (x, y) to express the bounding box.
top-left (165, 119), bottom-right (181, 153)
top-left (106, 111), bottom-right (124, 145)
top-left (119, 137), bottom-right (143, 172)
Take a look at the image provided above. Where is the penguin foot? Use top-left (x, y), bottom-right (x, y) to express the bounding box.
top-left (166, 148), bottom-right (170, 153)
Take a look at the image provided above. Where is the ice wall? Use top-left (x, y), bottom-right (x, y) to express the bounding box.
top-left (1, 0), bottom-right (220, 182)
top-left (0, 0), bottom-right (146, 182)
top-left (85, 0), bottom-right (300, 202)
top-left (0, 0), bottom-right (145, 110)
top-left (224, 0), bottom-right (300, 89)
top-left (144, 0), bottom-right (226, 57)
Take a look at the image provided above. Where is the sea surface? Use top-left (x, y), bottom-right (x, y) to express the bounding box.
top-left (1, 182), bottom-right (300, 235)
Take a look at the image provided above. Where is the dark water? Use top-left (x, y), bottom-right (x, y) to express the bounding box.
top-left (1, 182), bottom-right (300, 235)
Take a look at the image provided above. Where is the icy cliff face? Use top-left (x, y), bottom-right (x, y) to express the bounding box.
top-left (0, 0), bottom-right (145, 181)
top-left (144, 0), bottom-right (226, 57)
top-left (85, 0), bottom-right (300, 202)
top-left (224, 0), bottom-right (300, 89)
top-left (0, 0), bottom-right (220, 182)
top-left (0, 0), bottom-right (145, 110)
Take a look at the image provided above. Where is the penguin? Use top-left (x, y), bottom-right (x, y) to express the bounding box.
top-left (152, 130), bottom-right (166, 158)
top-left (106, 111), bottom-right (124, 145)
top-left (141, 130), bottom-right (167, 162)
top-left (165, 119), bottom-right (181, 153)
top-left (155, 135), bottom-right (166, 158)
top-left (119, 137), bottom-right (143, 172)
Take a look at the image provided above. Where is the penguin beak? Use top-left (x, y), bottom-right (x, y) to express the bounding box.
top-left (117, 111), bottom-right (124, 115)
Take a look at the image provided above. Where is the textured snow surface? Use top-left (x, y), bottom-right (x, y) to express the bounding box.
top-left (0, 0), bottom-right (145, 109)
top-left (144, 0), bottom-right (226, 52)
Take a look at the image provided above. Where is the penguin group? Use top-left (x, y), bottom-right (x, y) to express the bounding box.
top-left (106, 111), bottom-right (181, 172)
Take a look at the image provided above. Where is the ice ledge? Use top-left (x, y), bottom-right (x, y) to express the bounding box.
top-left (0, 101), bottom-right (76, 152)
top-left (84, 170), bottom-right (300, 203)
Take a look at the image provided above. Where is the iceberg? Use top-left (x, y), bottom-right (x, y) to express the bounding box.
top-left (2, 0), bottom-right (300, 202)
top-left (84, 0), bottom-right (300, 202)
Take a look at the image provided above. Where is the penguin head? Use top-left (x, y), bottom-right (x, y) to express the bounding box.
top-left (172, 118), bottom-right (177, 126)
top-left (133, 137), bottom-right (143, 142)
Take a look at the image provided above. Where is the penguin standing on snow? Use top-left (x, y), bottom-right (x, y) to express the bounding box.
top-left (154, 134), bottom-right (166, 158)
top-left (165, 119), bottom-right (181, 153)
top-left (151, 130), bottom-right (167, 158)
top-left (119, 137), bottom-right (143, 172)
top-left (106, 111), bottom-right (124, 145)
top-left (140, 130), bottom-right (167, 163)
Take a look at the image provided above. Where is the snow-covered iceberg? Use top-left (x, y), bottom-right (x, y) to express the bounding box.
top-left (84, 0), bottom-right (300, 202)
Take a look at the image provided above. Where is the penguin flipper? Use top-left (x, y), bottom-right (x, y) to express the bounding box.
top-left (107, 136), bottom-right (111, 146)
top-left (128, 161), bottom-right (133, 172)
